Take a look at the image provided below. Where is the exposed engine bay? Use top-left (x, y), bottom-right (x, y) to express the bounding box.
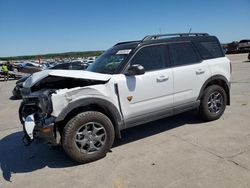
top-left (31, 76), bottom-right (106, 92)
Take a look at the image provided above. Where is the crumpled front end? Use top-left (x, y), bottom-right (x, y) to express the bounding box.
top-left (19, 71), bottom-right (111, 146)
top-left (19, 90), bottom-right (60, 145)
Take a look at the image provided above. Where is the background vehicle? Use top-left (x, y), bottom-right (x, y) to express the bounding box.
top-left (86, 60), bottom-right (95, 66)
top-left (50, 61), bottom-right (88, 70)
top-left (18, 62), bottom-right (44, 74)
top-left (19, 33), bottom-right (231, 163)
top-left (223, 41), bottom-right (239, 54)
top-left (12, 75), bottom-right (30, 99)
top-left (12, 61), bottom-right (89, 99)
top-left (238, 39), bottom-right (250, 50)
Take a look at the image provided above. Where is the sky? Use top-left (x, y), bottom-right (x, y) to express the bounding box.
top-left (0, 0), bottom-right (249, 57)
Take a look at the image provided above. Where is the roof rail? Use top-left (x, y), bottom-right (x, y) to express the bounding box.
top-left (142, 33), bottom-right (209, 42)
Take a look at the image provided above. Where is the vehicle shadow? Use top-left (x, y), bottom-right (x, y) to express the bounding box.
top-left (0, 111), bottom-right (202, 182)
top-left (9, 96), bottom-right (20, 100)
top-left (0, 132), bottom-right (77, 182)
top-left (113, 111), bottom-right (202, 147)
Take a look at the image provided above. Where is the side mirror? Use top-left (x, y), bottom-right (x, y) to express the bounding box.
top-left (126, 64), bottom-right (145, 76)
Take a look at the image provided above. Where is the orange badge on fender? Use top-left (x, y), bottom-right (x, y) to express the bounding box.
top-left (127, 96), bottom-right (133, 102)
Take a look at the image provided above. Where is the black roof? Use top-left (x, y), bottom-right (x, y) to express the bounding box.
top-left (114, 33), bottom-right (219, 49)
top-left (239, 39), bottom-right (250, 43)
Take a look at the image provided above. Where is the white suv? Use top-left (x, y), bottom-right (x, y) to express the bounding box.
top-left (19, 33), bottom-right (231, 163)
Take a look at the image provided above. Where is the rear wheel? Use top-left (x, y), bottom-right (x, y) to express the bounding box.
top-left (199, 85), bottom-right (227, 121)
top-left (62, 111), bottom-right (115, 163)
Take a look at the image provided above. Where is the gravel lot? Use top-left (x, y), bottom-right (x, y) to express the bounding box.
top-left (0, 53), bottom-right (250, 188)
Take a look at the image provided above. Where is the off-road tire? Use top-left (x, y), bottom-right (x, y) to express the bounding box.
top-left (62, 111), bottom-right (115, 163)
top-left (199, 85), bottom-right (227, 121)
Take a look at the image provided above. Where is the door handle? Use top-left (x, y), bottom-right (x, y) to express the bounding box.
top-left (196, 69), bottom-right (205, 75)
top-left (156, 76), bottom-right (169, 82)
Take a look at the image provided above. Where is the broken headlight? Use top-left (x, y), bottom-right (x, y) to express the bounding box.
top-left (21, 90), bottom-right (54, 120)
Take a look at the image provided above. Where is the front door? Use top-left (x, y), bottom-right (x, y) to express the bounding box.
top-left (117, 44), bottom-right (174, 127)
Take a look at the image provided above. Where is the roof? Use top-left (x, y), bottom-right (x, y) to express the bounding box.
top-left (114, 33), bottom-right (219, 49)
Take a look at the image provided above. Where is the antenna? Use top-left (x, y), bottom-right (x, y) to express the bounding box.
top-left (159, 27), bottom-right (162, 34)
top-left (188, 28), bottom-right (192, 33)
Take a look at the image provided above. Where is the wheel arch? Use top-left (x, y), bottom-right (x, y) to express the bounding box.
top-left (198, 75), bottom-right (230, 105)
top-left (55, 98), bottom-right (123, 139)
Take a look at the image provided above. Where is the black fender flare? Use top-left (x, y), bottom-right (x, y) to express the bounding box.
top-left (55, 97), bottom-right (124, 138)
top-left (197, 75), bottom-right (231, 105)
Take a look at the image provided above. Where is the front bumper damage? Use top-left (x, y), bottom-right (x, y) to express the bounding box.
top-left (20, 90), bottom-right (60, 146)
top-left (22, 115), bottom-right (58, 145)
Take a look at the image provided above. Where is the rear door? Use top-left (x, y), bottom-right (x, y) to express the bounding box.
top-left (169, 42), bottom-right (211, 106)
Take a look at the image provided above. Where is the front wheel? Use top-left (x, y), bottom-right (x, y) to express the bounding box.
top-left (62, 111), bottom-right (115, 163)
top-left (199, 85), bottom-right (227, 121)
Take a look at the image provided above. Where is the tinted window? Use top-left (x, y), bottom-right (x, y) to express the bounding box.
top-left (169, 42), bottom-right (199, 66)
top-left (194, 41), bottom-right (224, 59)
top-left (51, 63), bottom-right (70, 70)
top-left (200, 41), bottom-right (224, 58)
top-left (130, 45), bottom-right (167, 71)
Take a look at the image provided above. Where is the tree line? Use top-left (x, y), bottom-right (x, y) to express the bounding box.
top-left (0, 51), bottom-right (104, 61)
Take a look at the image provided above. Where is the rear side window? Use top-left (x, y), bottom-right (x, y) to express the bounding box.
top-left (201, 41), bottom-right (224, 58)
top-left (195, 41), bottom-right (224, 59)
top-left (169, 42), bottom-right (199, 66)
top-left (130, 45), bottom-right (168, 71)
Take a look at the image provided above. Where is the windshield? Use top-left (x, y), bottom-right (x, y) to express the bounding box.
top-left (87, 48), bottom-right (131, 74)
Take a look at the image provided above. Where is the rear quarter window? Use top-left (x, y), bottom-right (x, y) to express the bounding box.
top-left (195, 41), bottom-right (224, 59)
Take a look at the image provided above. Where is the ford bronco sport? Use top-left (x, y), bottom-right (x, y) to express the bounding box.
top-left (19, 33), bottom-right (231, 163)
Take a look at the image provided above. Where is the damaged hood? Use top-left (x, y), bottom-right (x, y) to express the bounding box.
top-left (23, 70), bottom-right (112, 88)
